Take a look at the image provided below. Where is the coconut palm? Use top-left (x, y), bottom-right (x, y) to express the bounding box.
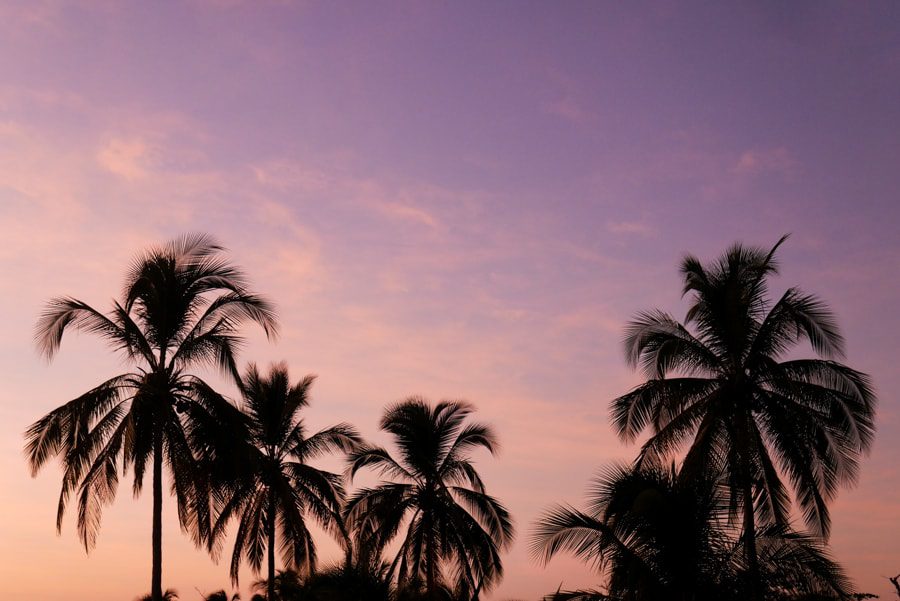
top-left (297, 560), bottom-right (393, 601)
top-left (250, 568), bottom-right (305, 601)
top-left (541, 589), bottom-right (611, 601)
top-left (532, 462), bottom-right (852, 601)
top-left (533, 462), bottom-right (730, 601)
top-left (609, 236), bottom-right (876, 600)
top-left (345, 398), bottom-right (514, 599)
top-left (210, 363), bottom-right (360, 600)
top-left (137, 590), bottom-right (179, 601)
top-left (203, 591), bottom-right (241, 601)
top-left (742, 525), bottom-right (853, 600)
top-left (25, 234), bottom-right (277, 601)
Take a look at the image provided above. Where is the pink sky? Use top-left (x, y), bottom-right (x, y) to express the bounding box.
top-left (1, 2), bottom-right (898, 599)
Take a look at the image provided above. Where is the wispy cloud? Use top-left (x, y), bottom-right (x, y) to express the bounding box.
top-left (0, 1), bottom-right (62, 29)
top-left (607, 220), bottom-right (655, 236)
top-left (252, 160), bottom-right (330, 192)
top-left (373, 200), bottom-right (438, 228)
top-left (97, 137), bottom-right (153, 180)
top-left (545, 95), bottom-right (596, 125)
top-left (731, 146), bottom-right (797, 177)
top-left (541, 66), bottom-right (597, 125)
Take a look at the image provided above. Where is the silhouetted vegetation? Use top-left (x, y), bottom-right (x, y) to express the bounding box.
top-left (250, 569), bottom-right (305, 600)
top-left (285, 562), bottom-right (393, 601)
top-left (25, 235), bottom-right (877, 600)
top-left (535, 236), bottom-right (876, 601)
top-left (208, 363), bottom-right (361, 599)
top-left (533, 461), bottom-right (852, 600)
top-left (202, 591), bottom-right (241, 601)
top-left (345, 398), bottom-right (514, 599)
top-left (25, 234), bottom-right (277, 601)
top-left (136, 590), bottom-right (179, 601)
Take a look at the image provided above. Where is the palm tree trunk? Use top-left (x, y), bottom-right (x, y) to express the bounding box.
top-left (152, 429), bottom-right (163, 601)
top-left (735, 412), bottom-right (762, 601)
top-left (267, 486), bottom-right (276, 601)
top-left (425, 521), bottom-right (436, 598)
top-left (742, 476), bottom-right (761, 601)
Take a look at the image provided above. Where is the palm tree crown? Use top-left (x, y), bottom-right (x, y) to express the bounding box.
top-left (137, 589), bottom-right (179, 601)
top-left (345, 398), bottom-right (514, 599)
top-left (533, 462), bottom-right (729, 601)
top-left (609, 236), bottom-right (876, 598)
top-left (532, 462), bottom-right (852, 601)
top-left (250, 568), bottom-right (305, 601)
top-left (25, 234), bottom-right (277, 601)
top-left (210, 363), bottom-right (361, 599)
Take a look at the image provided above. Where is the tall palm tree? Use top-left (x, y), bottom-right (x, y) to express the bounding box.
top-left (25, 234), bottom-right (277, 601)
top-left (532, 462), bottom-right (852, 601)
top-left (345, 398), bottom-right (514, 600)
top-left (609, 236), bottom-right (876, 600)
top-left (209, 363), bottom-right (360, 600)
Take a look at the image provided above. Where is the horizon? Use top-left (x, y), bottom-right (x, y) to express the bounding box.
top-left (1, 2), bottom-right (898, 600)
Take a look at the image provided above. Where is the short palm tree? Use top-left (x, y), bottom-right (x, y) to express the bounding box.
top-left (345, 398), bottom-right (514, 599)
top-left (25, 234), bottom-right (277, 601)
top-left (609, 236), bottom-right (876, 600)
top-left (541, 588), bottom-right (611, 601)
top-left (297, 560), bottom-right (393, 601)
top-left (210, 363), bottom-right (360, 600)
top-left (742, 525), bottom-right (853, 600)
top-left (533, 462), bottom-right (852, 601)
top-left (136, 589), bottom-right (179, 601)
top-left (250, 568), bottom-right (304, 601)
top-left (203, 591), bottom-right (241, 601)
top-left (533, 462), bottom-right (730, 601)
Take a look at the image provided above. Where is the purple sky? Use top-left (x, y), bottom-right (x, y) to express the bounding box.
top-left (1, 2), bottom-right (898, 599)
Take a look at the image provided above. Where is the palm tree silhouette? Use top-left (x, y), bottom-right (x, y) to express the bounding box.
top-left (345, 397), bottom-right (514, 600)
top-left (136, 589), bottom-right (179, 601)
top-left (609, 236), bottom-right (875, 600)
top-left (250, 568), bottom-right (305, 601)
top-left (25, 234), bottom-right (277, 601)
top-left (295, 560), bottom-right (393, 601)
top-left (532, 462), bottom-right (852, 601)
top-left (210, 363), bottom-right (360, 600)
top-left (202, 591), bottom-right (241, 601)
top-left (533, 462), bottom-right (729, 601)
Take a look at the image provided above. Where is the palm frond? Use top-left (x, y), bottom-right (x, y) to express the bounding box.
top-left (35, 298), bottom-right (128, 360)
top-left (623, 310), bottom-right (721, 378)
top-left (348, 445), bottom-right (415, 482)
top-left (292, 423), bottom-right (361, 461)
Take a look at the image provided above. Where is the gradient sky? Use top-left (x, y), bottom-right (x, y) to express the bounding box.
top-left (1, 2), bottom-right (898, 599)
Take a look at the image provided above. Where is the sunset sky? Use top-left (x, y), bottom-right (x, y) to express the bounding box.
top-left (1, 2), bottom-right (898, 599)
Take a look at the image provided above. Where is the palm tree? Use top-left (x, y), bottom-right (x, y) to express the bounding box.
top-left (297, 560), bottom-right (393, 601)
top-left (743, 525), bottom-right (853, 600)
top-left (25, 234), bottom-right (277, 601)
top-left (541, 589), bottom-right (611, 601)
top-left (532, 462), bottom-right (852, 601)
top-left (609, 236), bottom-right (876, 600)
top-left (203, 591), bottom-right (241, 601)
top-left (533, 462), bottom-right (729, 601)
top-left (345, 398), bottom-right (514, 600)
top-left (137, 590), bottom-right (179, 601)
top-left (209, 363), bottom-right (360, 600)
top-left (250, 568), bottom-right (305, 601)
